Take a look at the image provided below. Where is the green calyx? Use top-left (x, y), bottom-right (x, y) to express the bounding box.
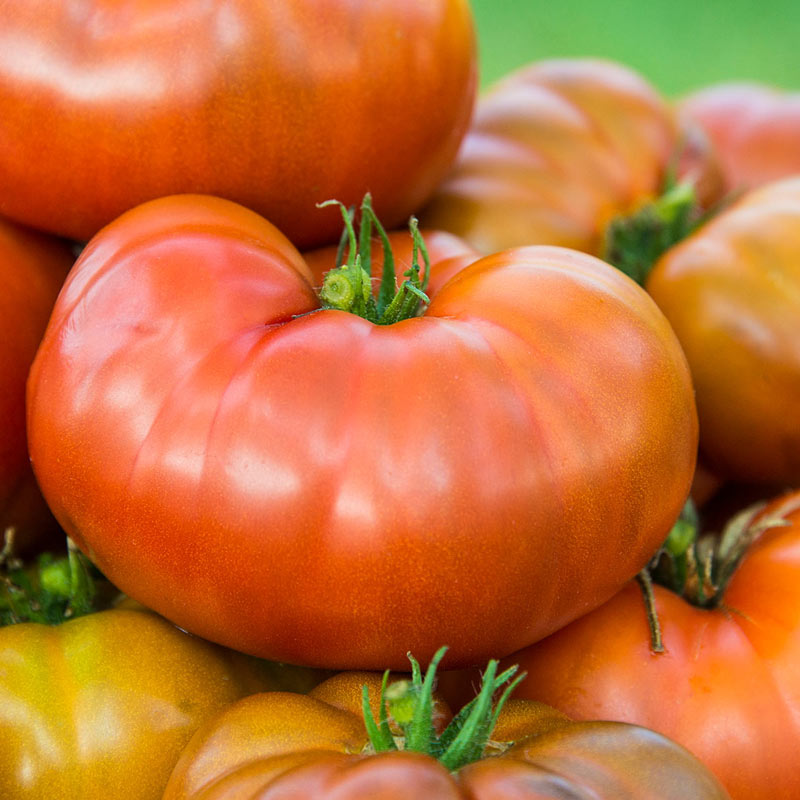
top-left (1, 533), bottom-right (101, 626)
top-left (653, 499), bottom-right (788, 609)
top-left (603, 179), bottom-right (699, 286)
top-left (637, 498), bottom-right (790, 652)
top-left (318, 194), bottom-right (431, 325)
top-left (362, 646), bottom-right (525, 772)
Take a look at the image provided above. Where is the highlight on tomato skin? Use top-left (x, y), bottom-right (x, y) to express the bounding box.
top-left (26, 192), bottom-right (698, 671)
top-left (0, 0), bottom-right (478, 249)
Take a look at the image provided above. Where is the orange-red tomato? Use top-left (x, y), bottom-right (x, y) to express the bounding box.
top-left (501, 491), bottom-right (800, 800)
top-left (0, 1), bottom-right (476, 247)
top-left (0, 217), bottom-right (73, 551)
top-left (646, 177), bottom-right (800, 484)
top-left (28, 194), bottom-right (697, 670)
top-left (421, 58), bottom-right (719, 256)
top-left (162, 672), bottom-right (729, 800)
top-left (680, 82), bottom-right (800, 193)
top-left (0, 604), bottom-right (324, 800)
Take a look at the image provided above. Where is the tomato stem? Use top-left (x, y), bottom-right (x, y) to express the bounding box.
top-left (361, 670), bottom-right (396, 752)
top-left (318, 200), bottom-right (375, 318)
top-left (318, 195), bottom-right (431, 324)
top-left (362, 646), bottom-right (525, 772)
top-left (635, 569), bottom-right (665, 654)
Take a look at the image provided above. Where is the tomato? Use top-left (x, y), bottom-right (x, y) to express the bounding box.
top-left (500, 491), bottom-right (800, 800)
top-left (162, 669), bottom-right (729, 799)
top-left (0, 1), bottom-right (477, 248)
top-left (0, 217), bottom-right (73, 552)
top-left (420, 58), bottom-right (720, 256)
top-left (690, 458), bottom-right (725, 508)
top-left (0, 602), bottom-right (324, 800)
top-left (680, 82), bottom-right (800, 193)
top-left (645, 177), bottom-right (800, 485)
top-left (27, 193), bottom-right (697, 669)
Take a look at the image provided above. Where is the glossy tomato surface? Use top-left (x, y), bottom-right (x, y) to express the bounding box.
top-left (680, 83), bottom-right (800, 193)
top-left (162, 673), bottom-right (728, 800)
top-left (0, 1), bottom-right (476, 247)
top-left (646, 177), bottom-right (800, 484)
top-left (28, 194), bottom-right (697, 669)
top-left (0, 604), bottom-right (323, 800)
top-left (0, 217), bottom-right (72, 551)
top-left (505, 491), bottom-right (800, 800)
top-left (421, 59), bottom-right (717, 256)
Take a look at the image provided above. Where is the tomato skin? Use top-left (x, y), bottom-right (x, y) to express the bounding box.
top-left (503, 491), bottom-right (800, 800)
top-left (27, 194), bottom-right (697, 669)
top-left (690, 457), bottom-right (725, 508)
top-left (0, 1), bottom-right (476, 247)
top-left (162, 674), bottom-right (728, 799)
top-left (646, 177), bottom-right (800, 484)
top-left (0, 217), bottom-right (72, 551)
top-left (680, 83), bottom-right (800, 193)
top-left (421, 59), bottom-right (717, 256)
top-left (0, 605), bottom-right (323, 800)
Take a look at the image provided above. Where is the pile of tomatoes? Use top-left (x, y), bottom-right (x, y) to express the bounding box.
top-left (2, 3), bottom-right (799, 799)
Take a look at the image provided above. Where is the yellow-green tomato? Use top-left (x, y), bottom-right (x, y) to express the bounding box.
top-left (0, 606), bottom-right (321, 799)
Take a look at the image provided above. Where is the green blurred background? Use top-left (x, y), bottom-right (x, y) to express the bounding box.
top-left (471, 0), bottom-right (800, 97)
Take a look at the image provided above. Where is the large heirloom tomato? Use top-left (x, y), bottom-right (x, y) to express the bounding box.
top-left (0, 217), bottom-right (72, 551)
top-left (0, 1), bottom-right (476, 248)
top-left (680, 82), bottom-right (800, 193)
top-left (162, 662), bottom-right (728, 800)
top-left (421, 58), bottom-right (719, 256)
top-left (503, 491), bottom-right (800, 800)
top-left (645, 177), bottom-right (800, 485)
top-left (0, 602), bottom-right (322, 800)
top-left (28, 194), bottom-right (697, 669)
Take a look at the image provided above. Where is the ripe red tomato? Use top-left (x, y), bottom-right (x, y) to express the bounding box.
top-left (28, 194), bottom-right (697, 670)
top-left (646, 177), bottom-right (800, 484)
top-left (0, 602), bottom-right (323, 800)
top-left (162, 671), bottom-right (729, 799)
top-left (502, 491), bottom-right (800, 800)
top-left (0, 217), bottom-right (72, 551)
top-left (680, 83), bottom-right (800, 193)
top-left (421, 58), bottom-right (720, 256)
top-left (0, 1), bottom-right (477, 247)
